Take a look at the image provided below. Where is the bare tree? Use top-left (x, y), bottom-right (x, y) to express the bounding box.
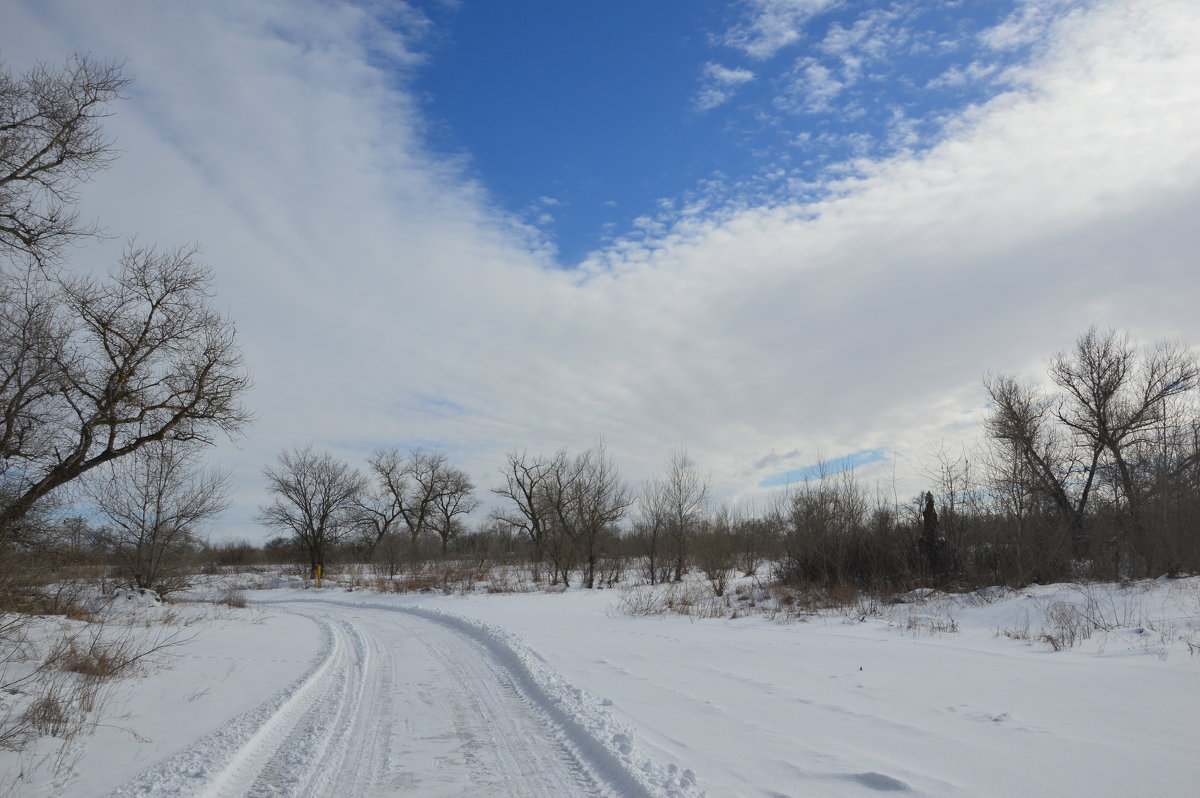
top-left (695, 506), bottom-right (736, 596)
top-left (1, 56), bottom-right (128, 265)
top-left (1049, 327), bottom-right (1199, 561)
top-left (492, 451), bottom-right (555, 580)
top-left (1, 246), bottom-right (252, 540)
top-left (635, 478), bottom-right (668, 584)
top-left (778, 462), bottom-right (873, 588)
top-left (396, 448), bottom-right (452, 569)
top-left (353, 448), bottom-right (407, 555)
top-left (86, 440), bottom-right (229, 594)
top-left (356, 448), bottom-right (476, 570)
top-left (533, 450), bottom-right (577, 585)
top-left (984, 328), bottom-right (1200, 576)
top-left (983, 372), bottom-right (1098, 560)
top-left (431, 468), bottom-right (479, 556)
top-left (540, 444), bottom-right (631, 589)
top-left (1, 58), bottom-right (250, 543)
top-left (257, 447), bottom-right (366, 578)
top-left (650, 450), bottom-right (710, 582)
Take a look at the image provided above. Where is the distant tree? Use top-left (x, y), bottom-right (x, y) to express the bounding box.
top-left (695, 506), bottom-right (737, 596)
top-left (257, 447), bottom-right (366, 578)
top-left (1048, 327), bottom-right (1199, 565)
top-left (984, 372), bottom-right (1099, 560)
top-left (650, 450), bottom-right (710, 582)
top-left (492, 451), bottom-right (555, 580)
top-left (918, 491), bottom-right (945, 579)
top-left (262, 535), bottom-right (300, 565)
top-left (87, 441), bottom-right (229, 594)
top-left (985, 327), bottom-right (1200, 573)
top-left (431, 467), bottom-right (479, 556)
top-left (635, 478), bottom-right (668, 584)
top-left (353, 448), bottom-right (408, 555)
top-left (540, 444), bottom-right (631, 589)
top-left (355, 447), bottom-right (477, 570)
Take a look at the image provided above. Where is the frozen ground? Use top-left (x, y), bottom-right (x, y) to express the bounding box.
top-left (2, 576), bottom-right (1198, 797)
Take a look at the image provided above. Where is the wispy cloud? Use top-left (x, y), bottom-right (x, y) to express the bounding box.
top-left (694, 62), bottom-right (756, 111)
top-left (720, 0), bottom-right (840, 60)
top-left (778, 59), bottom-right (845, 112)
top-left (981, 0), bottom-right (1086, 51)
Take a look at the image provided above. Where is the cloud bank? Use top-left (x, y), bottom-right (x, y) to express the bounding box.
top-left (2, 0), bottom-right (1197, 537)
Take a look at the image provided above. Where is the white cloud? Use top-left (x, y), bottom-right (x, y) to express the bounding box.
top-left (925, 60), bottom-right (1000, 89)
top-left (981, 0), bottom-right (1084, 51)
top-left (817, 7), bottom-right (907, 64)
top-left (769, 6), bottom-right (912, 121)
top-left (706, 63), bottom-right (757, 86)
top-left (694, 62), bottom-right (756, 111)
top-left (778, 59), bottom-right (845, 112)
top-left (721, 0), bottom-right (839, 60)
top-left (4, 0), bottom-right (1198, 537)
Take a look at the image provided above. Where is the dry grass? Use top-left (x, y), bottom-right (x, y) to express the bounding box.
top-left (2, 599), bottom-right (192, 760)
top-left (611, 581), bottom-right (734, 621)
top-left (215, 588), bottom-right (248, 609)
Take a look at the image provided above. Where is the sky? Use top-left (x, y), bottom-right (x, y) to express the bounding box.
top-left (1, 0), bottom-right (1198, 541)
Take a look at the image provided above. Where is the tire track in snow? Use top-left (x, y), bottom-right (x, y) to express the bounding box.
top-left (110, 599), bottom-right (693, 797)
top-left (242, 616), bottom-right (375, 796)
top-left (108, 608), bottom-right (339, 798)
top-left (381, 608), bottom-right (601, 797)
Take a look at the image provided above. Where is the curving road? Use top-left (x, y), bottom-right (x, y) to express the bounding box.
top-left (109, 601), bottom-right (650, 798)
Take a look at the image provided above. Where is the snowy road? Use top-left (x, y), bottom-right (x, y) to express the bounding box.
top-left (109, 601), bottom-right (655, 798)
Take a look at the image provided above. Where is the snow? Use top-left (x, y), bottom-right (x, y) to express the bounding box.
top-left (2, 576), bottom-right (1198, 797)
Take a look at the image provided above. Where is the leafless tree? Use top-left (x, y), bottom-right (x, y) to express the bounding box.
top-left (85, 440), bottom-right (229, 594)
top-left (1049, 327), bottom-right (1199, 560)
top-left (635, 478), bottom-right (669, 584)
top-left (647, 450), bottom-right (710, 582)
top-left (983, 372), bottom-right (1096, 564)
top-left (1, 56), bottom-right (128, 266)
top-left (732, 502), bottom-right (778, 578)
top-left (395, 448), bottom-right (449, 567)
top-left (535, 450), bottom-right (578, 585)
top-left (356, 447), bottom-right (477, 570)
top-left (1, 58), bottom-right (250, 544)
top-left (540, 445), bottom-right (631, 588)
top-left (431, 468), bottom-right (479, 556)
top-left (1, 246), bottom-right (251, 541)
top-left (984, 328), bottom-right (1200, 576)
top-left (257, 447), bottom-right (366, 578)
top-left (695, 506), bottom-right (737, 596)
top-left (777, 463), bottom-right (877, 588)
top-left (492, 451), bottom-right (555, 580)
top-left (353, 448), bottom-right (407, 555)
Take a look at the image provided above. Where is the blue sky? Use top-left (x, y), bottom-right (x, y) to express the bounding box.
top-left (759, 449), bottom-right (893, 488)
top-left (411, 0), bottom-right (1037, 264)
top-left (2, 0), bottom-right (1198, 538)
top-left (412, 1), bottom-right (729, 263)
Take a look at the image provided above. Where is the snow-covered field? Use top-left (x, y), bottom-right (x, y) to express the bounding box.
top-left (3, 575), bottom-right (1198, 797)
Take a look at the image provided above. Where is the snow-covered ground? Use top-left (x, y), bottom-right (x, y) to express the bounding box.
top-left (2, 575), bottom-right (1198, 797)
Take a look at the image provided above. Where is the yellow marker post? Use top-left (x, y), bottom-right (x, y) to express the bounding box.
top-left (316, 564), bottom-right (322, 589)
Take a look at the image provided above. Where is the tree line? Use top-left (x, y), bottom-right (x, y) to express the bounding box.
top-left (258, 324), bottom-right (1200, 594)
